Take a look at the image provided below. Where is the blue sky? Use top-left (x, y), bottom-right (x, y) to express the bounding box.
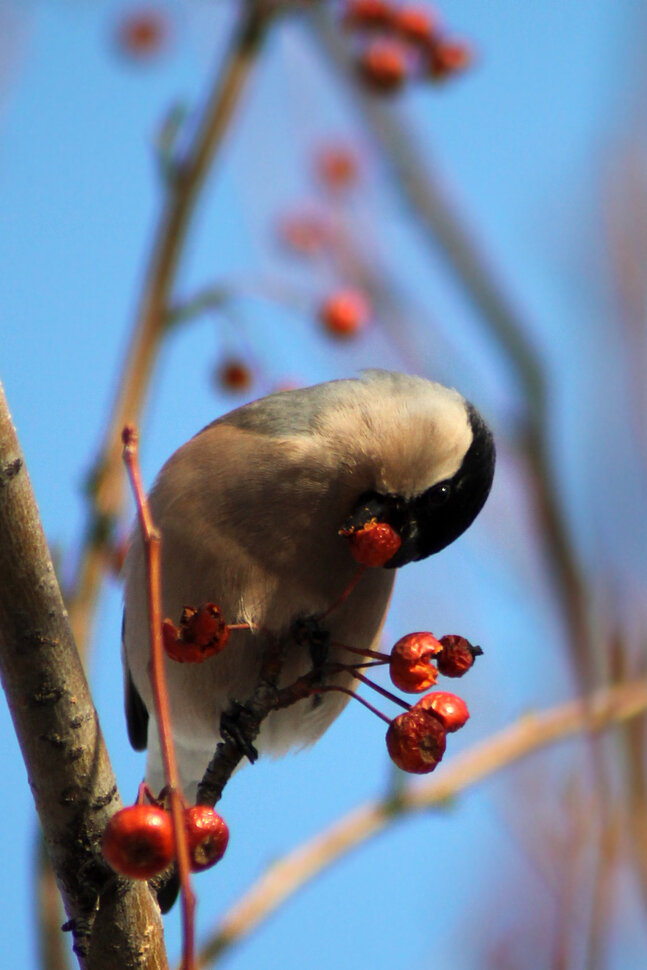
top-left (1, 2), bottom-right (646, 967)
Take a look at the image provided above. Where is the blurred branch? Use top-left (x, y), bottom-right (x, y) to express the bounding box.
top-left (308, 7), bottom-right (591, 682)
top-left (67, 0), bottom-right (272, 656)
top-left (196, 678), bottom-right (647, 966)
top-left (0, 380), bottom-right (167, 970)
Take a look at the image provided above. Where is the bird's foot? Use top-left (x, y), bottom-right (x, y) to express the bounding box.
top-left (220, 701), bottom-right (259, 764)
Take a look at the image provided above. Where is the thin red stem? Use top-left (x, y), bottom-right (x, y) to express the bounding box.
top-left (351, 669), bottom-right (411, 711)
top-left (122, 424), bottom-right (196, 970)
top-left (331, 640), bottom-right (391, 663)
top-left (319, 565), bottom-right (367, 620)
top-left (315, 685), bottom-right (392, 725)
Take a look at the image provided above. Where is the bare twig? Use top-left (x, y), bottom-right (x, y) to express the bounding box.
top-left (67, 0), bottom-right (272, 657)
top-left (0, 380), bottom-right (168, 970)
top-left (196, 636), bottom-right (288, 807)
top-left (196, 678), bottom-right (647, 966)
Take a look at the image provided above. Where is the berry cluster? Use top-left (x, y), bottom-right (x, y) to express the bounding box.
top-left (102, 792), bottom-right (229, 880)
top-left (343, 0), bottom-right (472, 94)
top-left (156, 521), bottom-right (481, 778)
top-left (383, 631), bottom-right (479, 773)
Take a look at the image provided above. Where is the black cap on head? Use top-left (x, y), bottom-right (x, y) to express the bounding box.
top-left (342, 404), bottom-right (495, 568)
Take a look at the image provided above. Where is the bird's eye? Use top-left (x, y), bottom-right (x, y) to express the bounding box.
top-left (427, 481), bottom-right (451, 507)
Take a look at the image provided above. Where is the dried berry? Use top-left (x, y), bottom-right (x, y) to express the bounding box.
top-left (102, 805), bottom-right (174, 879)
top-left (319, 289), bottom-right (371, 338)
top-left (386, 707), bottom-right (446, 773)
top-left (437, 634), bottom-right (482, 677)
top-left (163, 603), bottom-right (230, 664)
top-left (415, 690), bottom-right (469, 732)
top-left (184, 806), bottom-right (230, 872)
top-left (389, 631), bottom-right (442, 692)
top-left (343, 520), bottom-right (402, 567)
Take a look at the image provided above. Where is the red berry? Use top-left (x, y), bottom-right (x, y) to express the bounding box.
top-left (437, 634), bottom-right (482, 677)
top-left (415, 691), bottom-right (469, 732)
top-left (315, 145), bottom-right (359, 190)
top-left (163, 604), bottom-right (230, 664)
top-left (344, 520), bottom-right (402, 567)
top-left (218, 360), bottom-right (253, 393)
top-left (427, 38), bottom-right (472, 81)
top-left (319, 289), bottom-right (371, 338)
top-left (386, 707), bottom-right (446, 773)
top-left (392, 5), bottom-right (437, 46)
top-left (343, 0), bottom-right (394, 30)
top-left (102, 805), bottom-right (174, 879)
top-left (184, 806), bottom-right (229, 872)
top-left (389, 631), bottom-right (442, 692)
top-left (116, 9), bottom-right (168, 60)
top-left (358, 39), bottom-right (409, 94)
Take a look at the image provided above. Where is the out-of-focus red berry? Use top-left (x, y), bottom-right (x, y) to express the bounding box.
top-left (116, 8), bottom-right (168, 60)
top-left (277, 212), bottom-right (331, 256)
top-left (343, 0), bottom-right (394, 30)
top-left (386, 707), bottom-right (446, 773)
top-left (415, 690), bottom-right (469, 732)
top-left (218, 360), bottom-right (253, 393)
top-left (392, 5), bottom-right (437, 46)
top-left (344, 520), bottom-right (402, 567)
top-left (184, 806), bottom-right (229, 872)
top-left (389, 631), bottom-right (442, 692)
top-left (163, 604), bottom-right (230, 664)
top-left (358, 39), bottom-right (409, 94)
top-left (437, 634), bottom-right (482, 677)
top-left (319, 288), bottom-right (371, 338)
top-left (315, 145), bottom-right (359, 190)
top-left (427, 38), bottom-right (472, 81)
top-left (102, 805), bottom-right (174, 879)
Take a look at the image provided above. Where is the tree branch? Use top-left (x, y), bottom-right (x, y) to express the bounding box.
top-left (0, 380), bottom-right (168, 970)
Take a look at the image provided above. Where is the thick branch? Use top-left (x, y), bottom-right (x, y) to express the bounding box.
top-left (197, 678), bottom-right (647, 966)
top-left (0, 381), bottom-right (168, 970)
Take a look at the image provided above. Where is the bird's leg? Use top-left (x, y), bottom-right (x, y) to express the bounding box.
top-left (291, 615), bottom-right (333, 708)
top-left (219, 700), bottom-right (259, 764)
top-left (292, 614), bottom-right (331, 670)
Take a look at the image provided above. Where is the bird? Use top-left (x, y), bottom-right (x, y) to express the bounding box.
top-left (122, 370), bottom-right (495, 800)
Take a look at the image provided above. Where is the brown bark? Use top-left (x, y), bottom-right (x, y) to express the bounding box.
top-left (0, 380), bottom-right (168, 970)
